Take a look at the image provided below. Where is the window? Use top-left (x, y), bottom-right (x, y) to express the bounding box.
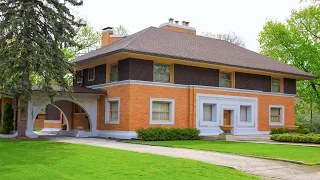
top-left (105, 98), bottom-right (120, 124)
top-left (74, 104), bottom-right (84, 114)
top-left (240, 106), bottom-right (252, 122)
top-left (269, 105), bottom-right (284, 126)
top-left (270, 108), bottom-right (281, 123)
top-left (154, 64), bottom-right (170, 82)
top-left (76, 70), bottom-right (83, 84)
top-left (150, 98), bottom-right (175, 124)
top-left (200, 102), bottom-right (218, 126)
top-left (271, 78), bottom-right (280, 92)
top-left (88, 67), bottom-right (95, 81)
top-left (219, 72), bottom-right (232, 88)
top-left (203, 104), bottom-right (217, 122)
top-left (110, 64), bottom-right (118, 82)
top-left (203, 104), bottom-right (213, 121)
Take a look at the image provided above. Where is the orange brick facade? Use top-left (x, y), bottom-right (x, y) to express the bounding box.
top-left (97, 84), bottom-right (294, 132)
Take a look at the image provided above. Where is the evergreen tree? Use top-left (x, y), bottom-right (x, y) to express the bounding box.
top-left (1, 102), bottom-right (14, 134)
top-left (0, 0), bottom-right (84, 137)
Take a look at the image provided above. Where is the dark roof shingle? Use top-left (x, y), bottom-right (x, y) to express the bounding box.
top-left (71, 27), bottom-right (314, 78)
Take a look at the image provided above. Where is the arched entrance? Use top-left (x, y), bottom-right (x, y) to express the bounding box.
top-left (26, 92), bottom-right (99, 138)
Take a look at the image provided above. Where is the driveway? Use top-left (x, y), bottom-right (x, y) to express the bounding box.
top-left (41, 136), bottom-right (320, 180)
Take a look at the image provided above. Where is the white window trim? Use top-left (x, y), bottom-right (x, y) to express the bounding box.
top-left (269, 105), bottom-right (285, 126)
top-left (88, 67), bottom-right (95, 81)
top-left (199, 99), bottom-right (219, 126)
top-left (76, 70), bottom-right (83, 84)
top-left (105, 97), bottom-right (120, 124)
top-left (150, 98), bottom-right (175, 125)
top-left (238, 103), bottom-right (255, 127)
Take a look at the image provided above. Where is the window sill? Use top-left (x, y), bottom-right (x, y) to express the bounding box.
top-left (150, 121), bottom-right (174, 125)
top-left (105, 120), bottom-right (120, 125)
top-left (88, 79), bottom-right (95, 82)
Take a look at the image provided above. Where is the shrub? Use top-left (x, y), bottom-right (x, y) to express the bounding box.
top-left (136, 127), bottom-right (201, 141)
top-left (271, 134), bottom-right (320, 144)
top-left (270, 128), bottom-right (289, 135)
top-left (270, 127), bottom-right (311, 135)
top-left (0, 103), bottom-right (14, 134)
top-left (295, 127), bottom-right (311, 134)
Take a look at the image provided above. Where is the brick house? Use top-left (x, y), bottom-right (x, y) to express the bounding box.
top-left (0, 19), bottom-right (314, 139)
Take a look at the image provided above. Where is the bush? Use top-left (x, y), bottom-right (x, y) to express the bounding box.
top-left (270, 127), bottom-right (311, 135)
top-left (0, 103), bottom-right (14, 134)
top-left (270, 128), bottom-right (289, 135)
top-left (136, 127), bottom-right (201, 141)
top-left (271, 134), bottom-right (320, 144)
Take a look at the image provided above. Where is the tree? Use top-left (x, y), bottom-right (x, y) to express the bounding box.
top-left (0, 0), bottom-right (84, 137)
top-left (258, 3), bottom-right (320, 130)
top-left (1, 102), bottom-right (14, 134)
top-left (64, 25), bottom-right (101, 58)
top-left (114, 25), bottom-right (129, 35)
top-left (201, 31), bottom-right (246, 47)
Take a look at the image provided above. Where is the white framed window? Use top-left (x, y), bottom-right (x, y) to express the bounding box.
top-left (269, 105), bottom-right (284, 126)
top-left (88, 67), bottom-right (95, 81)
top-left (219, 71), bottom-right (232, 88)
top-left (199, 100), bottom-right (218, 126)
top-left (150, 98), bottom-right (175, 125)
top-left (240, 105), bottom-right (252, 122)
top-left (110, 64), bottom-right (118, 82)
top-left (105, 98), bottom-right (120, 124)
top-left (271, 78), bottom-right (280, 92)
top-left (153, 64), bottom-right (170, 82)
top-left (76, 70), bottom-right (83, 84)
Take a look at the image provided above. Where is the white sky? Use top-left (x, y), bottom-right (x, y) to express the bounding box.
top-left (74, 0), bottom-right (303, 52)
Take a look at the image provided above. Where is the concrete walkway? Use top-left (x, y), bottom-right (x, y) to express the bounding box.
top-left (41, 136), bottom-right (320, 180)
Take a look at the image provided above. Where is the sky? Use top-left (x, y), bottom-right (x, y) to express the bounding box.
top-left (74, 0), bottom-right (303, 52)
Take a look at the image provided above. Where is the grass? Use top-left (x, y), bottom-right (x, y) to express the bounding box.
top-left (0, 140), bottom-right (259, 180)
top-left (126, 140), bottom-right (320, 164)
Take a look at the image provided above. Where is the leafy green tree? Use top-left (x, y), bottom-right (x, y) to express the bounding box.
top-left (0, 0), bottom-right (84, 137)
top-left (201, 31), bottom-right (246, 47)
top-left (258, 3), bottom-right (320, 130)
top-left (114, 25), bottom-right (129, 35)
top-left (1, 102), bottom-right (14, 134)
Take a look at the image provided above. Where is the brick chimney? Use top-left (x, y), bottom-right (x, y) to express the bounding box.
top-left (160, 18), bottom-right (196, 35)
top-left (101, 27), bottom-right (126, 47)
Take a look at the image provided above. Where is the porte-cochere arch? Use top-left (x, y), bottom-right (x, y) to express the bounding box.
top-left (26, 91), bottom-right (101, 138)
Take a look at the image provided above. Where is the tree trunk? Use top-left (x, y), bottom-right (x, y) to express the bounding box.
top-left (17, 99), bottom-right (27, 137)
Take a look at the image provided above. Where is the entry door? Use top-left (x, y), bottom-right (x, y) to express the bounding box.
top-left (223, 110), bottom-right (231, 125)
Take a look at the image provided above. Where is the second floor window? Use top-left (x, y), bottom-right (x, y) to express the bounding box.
top-left (154, 64), bottom-right (170, 82)
top-left (219, 72), bottom-right (232, 88)
top-left (271, 78), bottom-right (280, 92)
top-left (88, 67), bottom-right (95, 81)
top-left (110, 64), bottom-right (118, 82)
top-left (76, 70), bottom-right (83, 84)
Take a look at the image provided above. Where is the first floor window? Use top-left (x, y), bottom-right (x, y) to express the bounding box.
top-left (105, 98), bottom-right (120, 124)
top-left (203, 104), bottom-right (213, 121)
top-left (150, 98), bottom-right (175, 124)
top-left (271, 78), bottom-right (280, 92)
top-left (76, 70), bottom-right (83, 83)
top-left (154, 64), bottom-right (170, 82)
top-left (240, 106), bottom-right (252, 122)
top-left (219, 72), bottom-right (232, 88)
top-left (109, 101), bottom-right (119, 121)
top-left (74, 104), bottom-right (84, 114)
top-left (110, 64), bottom-right (118, 82)
top-left (152, 102), bottom-right (170, 121)
top-left (88, 67), bottom-right (95, 81)
top-left (270, 107), bottom-right (281, 123)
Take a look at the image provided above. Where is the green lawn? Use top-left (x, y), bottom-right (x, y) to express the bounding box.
top-left (126, 140), bottom-right (320, 164)
top-left (0, 140), bottom-right (259, 180)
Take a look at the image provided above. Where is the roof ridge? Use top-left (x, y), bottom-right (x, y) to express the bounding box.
top-left (124, 27), bottom-right (153, 49)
